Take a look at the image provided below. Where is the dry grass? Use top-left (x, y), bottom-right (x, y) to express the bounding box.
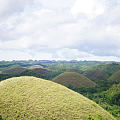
top-left (0, 76), bottom-right (115, 120)
top-left (53, 72), bottom-right (96, 88)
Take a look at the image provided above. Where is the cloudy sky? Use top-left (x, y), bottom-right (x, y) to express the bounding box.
top-left (0, 0), bottom-right (120, 61)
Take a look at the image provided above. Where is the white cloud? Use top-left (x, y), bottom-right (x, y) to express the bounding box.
top-left (71, 0), bottom-right (105, 18)
top-left (0, 0), bottom-right (32, 19)
top-left (0, 0), bottom-right (120, 61)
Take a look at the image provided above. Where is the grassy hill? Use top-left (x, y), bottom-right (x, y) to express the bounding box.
top-left (108, 70), bottom-right (120, 84)
top-left (52, 72), bottom-right (96, 88)
top-left (0, 76), bottom-right (115, 120)
top-left (65, 68), bottom-right (83, 74)
top-left (32, 68), bottom-right (51, 74)
top-left (2, 66), bottom-right (26, 75)
top-left (91, 84), bottom-right (120, 119)
top-left (91, 63), bottom-right (120, 76)
top-left (83, 70), bottom-right (109, 85)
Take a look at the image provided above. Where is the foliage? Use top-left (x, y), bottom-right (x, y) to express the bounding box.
top-left (108, 70), bottom-right (120, 84)
top-left (91, 63), bottom-right (120, 76)
top-left (0, 115), bottom-right (2, 120)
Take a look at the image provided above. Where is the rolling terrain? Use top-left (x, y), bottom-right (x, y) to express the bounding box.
top-left (53, 72), bottom-right (96, 88)
top-left (0, 76), bottom-right (115, 120)
top-left (108, 70), bottom-right (120, 84)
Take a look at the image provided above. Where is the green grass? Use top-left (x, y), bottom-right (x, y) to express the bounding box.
top-left (0, 76), bottom-right (115, 120)
top-left (83, 70), bottom-right (109, 83)
top-left (53, 72), bottom-right (96, 88)
top-left (108, 70), bottom-right (120, 83)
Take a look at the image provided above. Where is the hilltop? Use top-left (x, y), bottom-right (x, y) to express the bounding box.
top-left (52, 72), bottom-right (96, 88)
top-left (83, 70), bottom-right (109, 85)
top-left (0, 76), bottom-right (115, 120)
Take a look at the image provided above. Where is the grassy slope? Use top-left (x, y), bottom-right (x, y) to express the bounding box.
top-left (90, 63), bottom-right (120, 76)
top-left (2, 67), bottom-right (26, 74)
top-left (108, 70), bottom-right (120, 83)
top-left (92, 84), bottom-right (120, 119)
top-left (53, 72), bottom-right (96, 88)
top-left (0, 76), bottom-right (115, 120)
top-left (83, 70), bottom-right (109, 81)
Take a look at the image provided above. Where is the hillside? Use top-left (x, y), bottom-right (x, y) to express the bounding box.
top-left (65, 68), bottom-right (83, 74)
top-left (52, 72), bottom-right (96, 88)
top-left (91, 84), bottom-right (120, 118)
top-left (91, 63), bottom-right (120, 76)
top-left (2, 66), bottom-right (26, 75)
top-left (83, 70), bottom-right (109, 85)
top-left (32, 68), bottom-right (51, 74)
top-left (0, 76), bottom-right (115, 120)
top-left (108, 70), bottom-right (120, 84)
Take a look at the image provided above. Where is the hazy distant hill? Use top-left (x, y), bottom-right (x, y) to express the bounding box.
top-left (90, 63), bottom-right (120, 76)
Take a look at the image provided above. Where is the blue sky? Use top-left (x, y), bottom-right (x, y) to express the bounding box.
top-left (0, 0), bottom-right (120, 61)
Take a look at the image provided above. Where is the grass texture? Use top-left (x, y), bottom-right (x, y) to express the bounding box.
top-left (53, 72), bottom-right (96, 88)
top-left (108, 70), bottom-right (120, 83)
top-left (0, 76), bottom-right (115, 120)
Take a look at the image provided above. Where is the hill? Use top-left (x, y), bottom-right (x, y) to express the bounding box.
top-left (83, 70), bottom-right (109, 85)
top-left (32, 68), bottom-right (51, 74)
top-left (2, 66), bottom-right (26, 75)
top-left (92, 84), bottom-right (120, 118)
top-left (52, 72), bottom-right (96, 88)
top-left (91, 63), bottom-right (120, 76)
top-left (108, 70), bottom-right (120, 84)
top-left (65, 68), bottom-right (83, 74)
top-left (103, 84), bottom-right (120, 106)
top-left (0, 76), bottom-right (115, 120)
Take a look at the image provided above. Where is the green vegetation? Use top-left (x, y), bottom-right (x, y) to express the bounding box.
top-left (2, 66), bottom-right (26, 74)
top-left (0, 115), bottom-right (2, 120)
top-left (0, 76), bottom-right (115, 120)
top-left (83, 70), bottom-right (109, 85)
top-left (0, 60), bottom-right (120, 119)
top-left (81, 84), bottom-right (120, 119)
top-left (90, 63), bottom-right (120, 76)
top-left (91, 84), bottom-right (120, 119)
top-left (53, 72), bottom-right (96, 88)
top-left (108, 70), bottom-right (120, 84)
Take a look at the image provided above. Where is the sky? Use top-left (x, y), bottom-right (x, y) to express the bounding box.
top-left (0, 0), bottom-right (120, 61)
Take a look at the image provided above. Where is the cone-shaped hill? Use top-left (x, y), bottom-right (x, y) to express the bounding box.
top-left (52, 72), bottom-right (96, 88)
top-left (108, 70), bottom-right (120, 83)
top-left (83, 70), bottom-right (109, 85)
top-left (83, 70), bottom-right (109, 81)
top-left (0, 76), bottom-right (115, 120)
